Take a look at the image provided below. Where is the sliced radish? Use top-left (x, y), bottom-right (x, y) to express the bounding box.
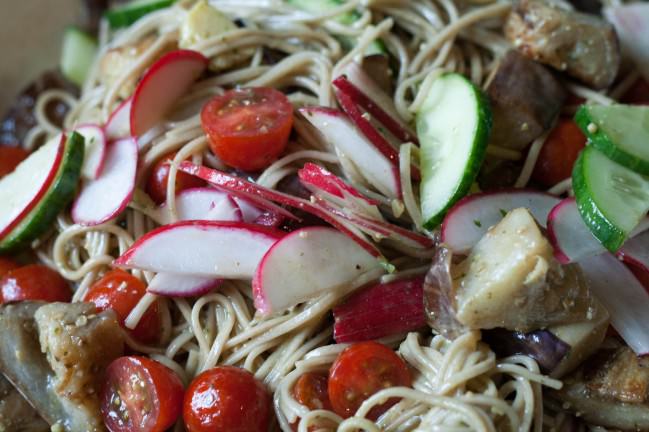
top-left (580, 253), bottom-right (649, 355)
top-left (547, 198), bottom-right (606, 264)
top-left (619, 230), bottom-right (649, 273)
top-left (605, 4), bottom-right (649, 83)
top-left (232, 197), bottom-right (264, 223)
top-left (547, 198), bottom-right (649, 264)
top-left (298, 162), bottom-right (379, 206)
top-left (0, 135), bottom-right (64, 238)
top-left (300, 107), bottom-right (401, 198)
top-left (104, 97), bottom-right (132, 141)
top-left (115, 221), bottom-right (283, 278)
top-left (441, 190), bottom-right (560, 254)
top-left (74, 124), bottom-right (107, 179)
top-left (130, 49), bottom-right (207, 137)
top-left (253, 227), bottom-right (383, 315)
top-left (147, 272), bottom-right (222, 297)
top-left (333, 275), bottom-right (426, 343)
top-left (72, 137), bottom-right (138, 226)
top-left (335, 62), bottom-right (417, 144)
top-left (179, 161), bottom-right (383, 258)
top-left (157, 188), bottom-right (242, 224)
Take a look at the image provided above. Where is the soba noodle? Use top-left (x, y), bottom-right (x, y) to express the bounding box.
top-left (20, 0), bottom-right (638, 430)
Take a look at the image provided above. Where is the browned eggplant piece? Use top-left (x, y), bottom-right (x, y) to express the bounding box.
top-left (0, 302), bottom-right (124, 432)
top-left (554, 341), bottom-right (649, 430)
top-left (0, 374), bottom-right (49, 432)
top-left (504, 0), bottom-right (621, 89)
top-left (486, 50), bottom-right (566, 151)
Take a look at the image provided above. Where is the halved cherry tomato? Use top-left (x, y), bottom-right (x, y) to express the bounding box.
top-left (532, 119), bottom-right (586, 188)
top-left (0, 146), bottom-right (29, 178)
top-left (328, 341), bottom-right (411, 420)
top-left (292, 372), bottom-right (332, 411)
top-left (0, 264), bottom-right (71, 304)
top-left (0, 257), bottom-right (19, 279)
top-left (84, 269), bottom-right (160, 344)
top-left (201, 87), bottom-right (293, 171)
top-left (183, 366), bottom-right (271, 432)
top-left (101, 356), bottom-right (184, 432)
top-left (146, 152), bottom-right (205, 204)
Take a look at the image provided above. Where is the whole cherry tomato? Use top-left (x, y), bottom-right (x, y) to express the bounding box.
top-left (328, 341), bottom-right (411, 420)
top-left (183, 366), bottom-right (271, 432)
top-left (532, 119), bottom-right (586, 188)
top-left (146, 152), bottom-right (205, 204)
top-left (101, 356), bottom-right (184, 432)
top-left (201, 87), bottom-right (293, 171)
top-left (0, 264), bottom-right (71, 304)
top-left (85, 269), bottom-right (160, 344)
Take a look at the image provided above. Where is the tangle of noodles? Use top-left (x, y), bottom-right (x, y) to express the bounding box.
top-left (19, 0), bottom-right (638, 430)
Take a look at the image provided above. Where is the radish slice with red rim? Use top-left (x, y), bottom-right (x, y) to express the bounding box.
top-left (72, 137), bottom-right (138, 226)
top-left (618, 230), bottom-right (649, 274)
top-left (299, 107), bottom-right (401, 199)
top-left (157, 188), bottom-right (242, 224)
top-left (105, 97), bottom-right (132, 141)
top-left (252, 226), bottom-right (384, 316)
top-left (579, 252), bottom-right (649, 355)
top-left (147, 272), bottom-right (223, 297)
top-left (74, 124), bottom-right (107, 179)
top-left (298, 162), bottom-right (379, 206)
top-left (130, 49), bottom-right (207, 137)
top-left (441, 190), bottom-right (560, 254)
top-left (115, 221), bottom-right (284, 278)
top-left (233, 197), bottom-right (264, 223)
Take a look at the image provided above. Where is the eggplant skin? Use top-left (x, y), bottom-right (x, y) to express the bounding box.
top-left (554, 343), bottom-right (649, 430)
top-left (505, 0), bottom-right (621, 89)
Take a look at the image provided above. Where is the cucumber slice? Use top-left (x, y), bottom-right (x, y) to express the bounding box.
top-left (0, 133), bottom-right (84, 253)
top-left (286, 0), bottom-right (385, 55)
top-left (417, 73), bottom-right (492, 229)
top-left (575, 104), bottom-right (649, 175)
top-left (60, 27), bottom-right (97, 87)
top-left (572, 145), bottom-right (649, 252)
top-left (105, 0), bottom-right (175, 29)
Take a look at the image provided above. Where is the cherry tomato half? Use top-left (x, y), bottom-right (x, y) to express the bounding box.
top-left (183, 366), bottom-right (271, 432)
top-left (146, 152), bottom-right (205, 204)
top-left (101, 356), bottom-right (184, 432)
top-left (328, 341), bottom-right (411, 420)
top-left (0, 146), bottom-right (29, 178)
top-left (201, 87), bottom-right (293, 171)
top-left (0, 264), bottom-right (71, 304)
top-left (0, 257), bottom-right (19, 279)
top-left (85, 269), bottom-right (160, 344)
top-left (532, 119), bottom-right (586, 188)
top-left (292, 372), bottom-right (332, 411)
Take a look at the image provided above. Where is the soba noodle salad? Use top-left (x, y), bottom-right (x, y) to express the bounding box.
top-left (1, 0), bottom-right (649, 430)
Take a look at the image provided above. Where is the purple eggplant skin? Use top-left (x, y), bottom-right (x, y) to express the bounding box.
top-left (482, 328), bottom-right (571, 373)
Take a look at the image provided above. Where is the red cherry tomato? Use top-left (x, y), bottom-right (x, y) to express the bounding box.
top-left (0, 146), bottom-right (29, 178)
top-left (84, 269), bottom-right (160, 344)
top-left (0, 257), bottom-right (19, 279)
top-left (328, 341), bottom-right (411, 420)
top-left (101, 356), bottom-right (184, 432)
top-left (292, 372), bottom-right (332, 411)
top-left (0, 264), bottom-right (71, 304)
top-left (146, 152), bottom-right (205, 204)
top-left (183, 366), bottom-right (271, 432)
top-left (201, 87), bottom-right (293, 171)
top-left (532, 119), bottom-right (586, 188)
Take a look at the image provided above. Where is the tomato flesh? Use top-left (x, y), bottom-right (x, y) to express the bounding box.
top-left (293, 372), bottom-right (332, 411)
top-left (532, 119), bottom-right (586, 188)
top-left (201, 87), bottom-right (293, 171)
top-left (0, 146), bottom-right (29, 178)
top-left (328, 341), bottom-right (411, 420)
top-left (183, 366), bottom-right (271, 432)
top-left (146, 152), bottom-right (205, 204)
top-left (101, 356), bottom-right (184, 432)
top-left (0, 257), bottom-right (19, 279)
top-left (85, 269), bottom-right (160, 344)
top-left (0, 264), bottom-right (71, 304)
